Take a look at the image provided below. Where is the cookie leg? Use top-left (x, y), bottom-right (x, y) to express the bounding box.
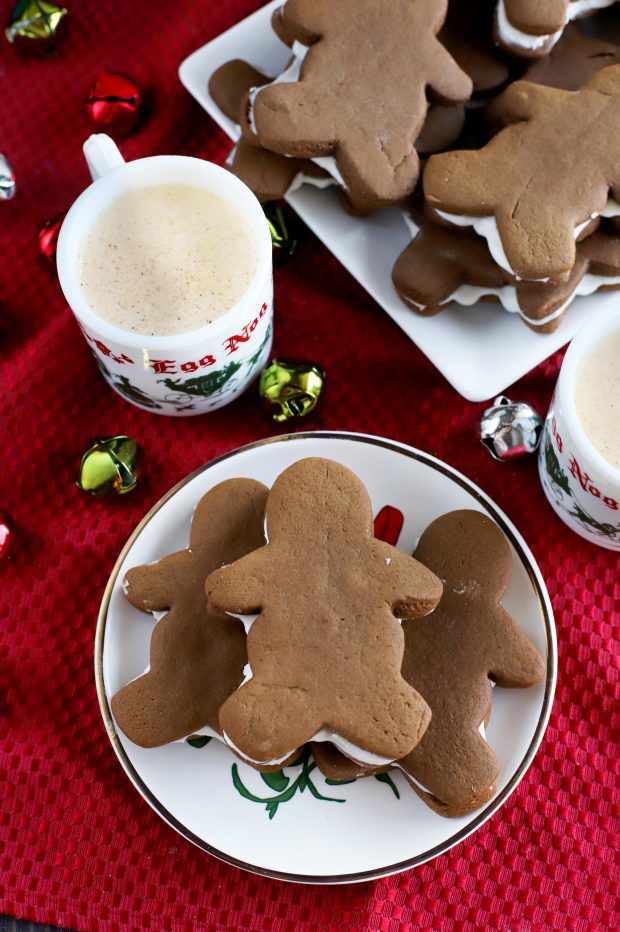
top-left (219, 679), bottom-right (320, 768)
top-left (402, 725), bottom-right (499, 811)
top-left (334, 682), bottom-right (431, 762)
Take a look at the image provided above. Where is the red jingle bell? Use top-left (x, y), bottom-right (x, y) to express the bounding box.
top-left (38, 212), bottom-right (65, 262)
top-left (85, 73), bottom-right (142, 138)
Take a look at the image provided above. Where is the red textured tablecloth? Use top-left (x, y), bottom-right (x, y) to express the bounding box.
top-left (1, 2), bottom-right (618, 929)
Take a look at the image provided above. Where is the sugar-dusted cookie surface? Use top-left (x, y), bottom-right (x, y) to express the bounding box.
top-left (397, 510), bottom-right (545, 817)
top-left (206, 458), bottom-right (443, 770)
top-left (111, 479), bottom-right (269, 748)
top-left (424, 65), bottom-right (620, 283)
top-left (245, 0), bottom-right (472, 213)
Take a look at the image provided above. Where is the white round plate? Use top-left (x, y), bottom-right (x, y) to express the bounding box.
top-left (96, 432), bottom-right (557, 883)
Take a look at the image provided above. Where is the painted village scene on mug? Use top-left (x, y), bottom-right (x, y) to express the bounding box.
top-left (1, 1), bottom-right (619, 931)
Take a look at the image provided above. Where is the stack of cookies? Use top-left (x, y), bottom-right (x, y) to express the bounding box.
top-left (208, 0), bottom-right (620, 333)
top-left (112, 458), bottom-right (545, 818)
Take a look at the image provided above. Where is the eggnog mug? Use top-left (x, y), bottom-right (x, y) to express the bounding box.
top-left (538, 305), bottom-right (620, 550)
top-left (57, 134), bottom-right (273, 416)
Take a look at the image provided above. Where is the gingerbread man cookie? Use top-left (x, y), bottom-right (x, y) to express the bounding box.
top-left (244, 0), bottom-right (472, 213)
top-left (111, 479), bottom-right (268, 748)
top-left (424, 65), bottom-right (620, 283)
top-left (206, 458), bottom-right (442, 770)
top-left (397, 510), bottom-right (545, 816)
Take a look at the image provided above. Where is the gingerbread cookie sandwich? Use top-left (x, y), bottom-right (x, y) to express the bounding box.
top-left (397, 510), bottom-right (545, 817)
top-left (206, 458), bottom-right (442, 771)
top-left (494, 0), bottom-right (617, 59)
top-left (393, 211), bottom-right (620, 332)
top-left (111, 478), bottom-right (268, 748)
top-left (241, 0), bottom-right (472, 213)
top-left (424, 65), bottom-right (620, 283)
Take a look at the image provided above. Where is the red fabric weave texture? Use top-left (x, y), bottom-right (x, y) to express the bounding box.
top-left (0, 2), bottom-right (618, 929)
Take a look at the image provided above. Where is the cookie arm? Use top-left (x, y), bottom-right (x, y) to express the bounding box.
top-left (372, 542), bottom-right (443, 618)
top-left (124, 552), bottom-right (187, 613)
top-left (279, 0), bottom-right (332, 42)
top-left (487, 607), bottom-right (546, 687)
top-left (423, 147), bottom-right (502, 216)
top-left (427, 39), bottom-right (473, 105)
top-left (206, 547), bottom-right (269, 614)
top-left (498, 80), bottom-right (560, 124)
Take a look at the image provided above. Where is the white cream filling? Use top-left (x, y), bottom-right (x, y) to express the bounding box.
top-left (223, 731), bottom-right (295, 767)
top-left (240, 662), bottom-right (253, 686)
top-left (436, 205), bottom-right (617, 280)
top-left (435, 211), bottom-right (514, 274)
top-left (567, 0), bottom-right (615, 18)
top-left (179, 724), bottom-right (222, 745)
top-left (222, 728), bottom-right (395, 768)
top-left (286, 171), bottom-right (338, 195)
top-left (228, 612), bottom-right (258, 633)
top-left (601, 199), bottom-right (620, 218)
top-left (403, 270), bottom-right (620, 327)
top-left (311, 730), bottom-right (395, 766)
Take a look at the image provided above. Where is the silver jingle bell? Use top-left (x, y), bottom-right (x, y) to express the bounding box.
top-left (480, 395), bottom-right (543, 462)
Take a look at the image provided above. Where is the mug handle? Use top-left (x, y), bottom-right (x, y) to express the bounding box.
top-left (83, 133), bottom-right (125, 182)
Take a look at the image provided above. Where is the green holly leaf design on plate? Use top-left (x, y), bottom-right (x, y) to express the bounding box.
top-left (260, 770), bottom-right (290, 791)
top-left (374, 772), bottom-right (400, 799)
top-left (231, 747), bottom-right (345, 819)
top-left (186, 735), bottom-right (213, 749)
top-left (325, 778), bottom-right (356, 785)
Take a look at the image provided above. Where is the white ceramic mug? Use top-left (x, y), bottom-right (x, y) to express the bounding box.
top-left (538, 305), bottom-right (620, 550)
top-left (57, 134), bottom-right (273, 416)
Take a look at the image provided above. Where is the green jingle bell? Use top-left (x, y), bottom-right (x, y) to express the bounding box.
top-left (259, 359), bottom-right (325, 423)
top-left (76, 436), bottom-right (143, 497)
top-left (6, 0), bottom-right (67, 54)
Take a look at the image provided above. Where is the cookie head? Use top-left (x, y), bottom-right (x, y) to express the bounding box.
top-left (265, 456), bottom-right (374, 543)
top-left (415, 508), bottom-right (512, 597)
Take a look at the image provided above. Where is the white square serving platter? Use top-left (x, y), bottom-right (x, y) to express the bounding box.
top-left (179, 0), bottom-right (617, 401)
